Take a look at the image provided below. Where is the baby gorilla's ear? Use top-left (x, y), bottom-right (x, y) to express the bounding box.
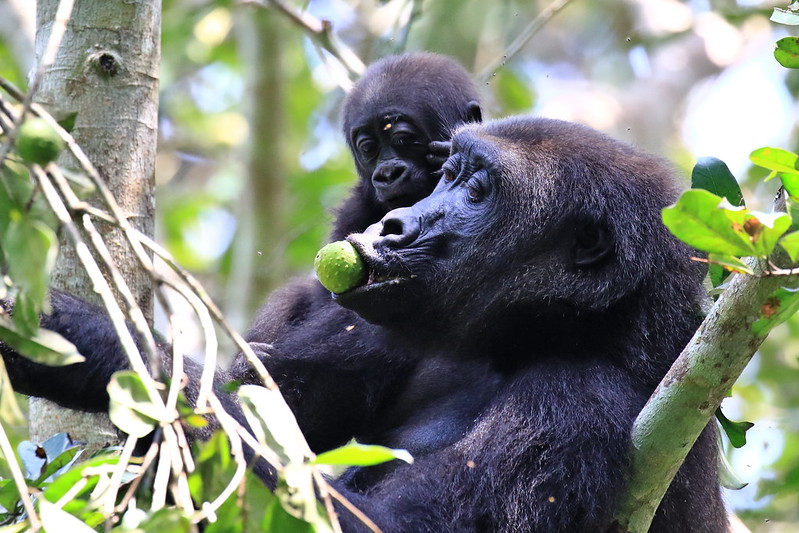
top-left (465, 101), bottom-right (482, 123)
top-left (573, 222), bottom-right (613, 267)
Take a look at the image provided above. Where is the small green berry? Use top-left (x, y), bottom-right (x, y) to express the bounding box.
top-left (314, 241), bottom-right (367, 294)
top-left (16, 118), bottom-right (64, 166)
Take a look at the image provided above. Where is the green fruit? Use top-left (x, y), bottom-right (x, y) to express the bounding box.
top-left (16, 118), bottom-right (64, 166)
top-left (314, 240), bottom-right (367, 294)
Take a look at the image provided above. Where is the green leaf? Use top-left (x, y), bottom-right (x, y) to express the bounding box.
top-left (772, 8), bottom-right (799, 26)
top-left (3, 217), bottom-right (58, 305)
top-left (662, 189), bottom-right (755, 256)
top-left (752, 287), bottom-right (799, 337)
top-left (780, 172), bottom-right (799, 202)
top-left (107, 370), bottom-right (168, 437)
top-left (691, 157), bottom-right (743, 207)
top-left (238, 384), bottom-right (310, 466)
top-left (261, 497), bottom-right (314, 533)
top-left (779, 231), bottom-right (799, 261)
top-left (715, 429), bottom-right (748, 490)
top-left (0, 480), bottom-right (20, 515)
top-left (750, 146), bottom-right (799, 176)
top-left (41, 454), bottom-right (118, 504)
top-left (715, 408), bottom-right (754, 449)
top-left (0, 315), bottom-right (84, 366)
top-left (12, 291), bottom-right (40, 337)
top-left (663, 189), bottom-right (790, 258)
top-left (313, 442), bottom-right (413, 467)
top-left (776, 36), bottom-right (799, 67)
top-left (56, 111), bottom-right (78, 134)
top-left (131, 508), bottom-right (193, 532)
top-left (746, 211), bottom-right (792, 257)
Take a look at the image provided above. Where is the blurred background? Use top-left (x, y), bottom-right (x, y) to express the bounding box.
top-left (0, 0), bottom-right (797, 530)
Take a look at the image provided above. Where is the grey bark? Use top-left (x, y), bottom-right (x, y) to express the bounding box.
top-left (29, 0), bottom-right (160, 449)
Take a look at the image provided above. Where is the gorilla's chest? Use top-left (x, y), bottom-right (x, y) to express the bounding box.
top-left (368, 357), bottom-right (501, 456)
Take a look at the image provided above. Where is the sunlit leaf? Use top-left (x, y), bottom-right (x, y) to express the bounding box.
top-left (772, 8), bottom-right (799, 26)
top-left (663, 189), bottom-right (790, 258)
top-left (691, 157), bottom-right (743, 206)
top-left (0, 356), bottom-right (24, 426)
top-left (238, 385), bottom-right (310, 466)
top-left (750, 146), bottom-right (799, 176)
top-left (0, 315), bottom-right (84, 366)
top-left (313, 442), bottom-right (413, 467)
top-left (779, 231), bottom-right (799, 261)
top-left (107, 371), bottom-right (168, 437)
top-left (662, 190), bottom-right (755, 256)
top-left (775, 36), bottom-right (799, 67)
top-left (39, 498), bottom-right (96, 533)
top-left (42, 454), bottom-right (119, 504)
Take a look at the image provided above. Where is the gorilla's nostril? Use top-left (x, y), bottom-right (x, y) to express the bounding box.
top-left (381, 218), bottom-right (404, 237)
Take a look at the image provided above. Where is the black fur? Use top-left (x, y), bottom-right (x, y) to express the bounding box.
top-left (333, 52), bottom-right (482, 240)
top-left (1, 117), bottom-right (727, 532)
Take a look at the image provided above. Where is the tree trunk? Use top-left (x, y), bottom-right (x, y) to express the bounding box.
top-left (29, 0), bottom-right (160, 449)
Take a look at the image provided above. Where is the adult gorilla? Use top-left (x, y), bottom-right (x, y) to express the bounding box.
top-left (2, 117), bottom-right (726, 532)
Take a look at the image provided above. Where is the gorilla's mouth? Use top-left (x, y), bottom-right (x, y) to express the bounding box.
top-left (336, 235), bottom-right (413, 300)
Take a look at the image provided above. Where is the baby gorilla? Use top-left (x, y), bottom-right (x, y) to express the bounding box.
top-left (332, 52), bottom-right (482, 240)
top-left (2, 117), bottom-right (727, 532)
top-left (246, 52), bottom-right (481, 356)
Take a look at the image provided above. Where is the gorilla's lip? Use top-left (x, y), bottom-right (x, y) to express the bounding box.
top-left (340, 234), bottom-right (412, 295)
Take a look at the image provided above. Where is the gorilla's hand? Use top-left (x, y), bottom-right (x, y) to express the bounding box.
top-left (426, 140), bottom-right (452, 168)
top-left (0, 291), bottom-right (133, 412)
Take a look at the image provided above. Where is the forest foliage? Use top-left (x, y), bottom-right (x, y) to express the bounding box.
top-left (1, 1), bottom-right (799, 532)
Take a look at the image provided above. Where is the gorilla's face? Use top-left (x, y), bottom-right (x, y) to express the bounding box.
top-left (338, 121), bottom-right (591, 331)
top-left (337, 117), bottom-right (688, 340)
top-left (349, 109), bottom-right (439, 210)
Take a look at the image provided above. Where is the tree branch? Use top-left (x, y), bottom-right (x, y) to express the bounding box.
top-left (612, 258), bottom-right (799, 531)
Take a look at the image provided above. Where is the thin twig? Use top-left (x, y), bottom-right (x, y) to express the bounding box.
top-left (325, 482), bottom-right (382, 533)
top-left (0, 421), bottom-right (40, 530)
top-left (241, 0), bottom-right (364, 84)
top-left (477, 0), bottom-right (574, 82)
top-left (103, 434), bottom-right (138, 515)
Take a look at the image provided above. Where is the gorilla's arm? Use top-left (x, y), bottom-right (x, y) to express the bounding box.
top-left (0, 289), bottom-right (413, 455)
top-left (1, 291), bottom-right (135, 412)
top-left (233, 286), bottom-right (415, 452)
top-left (330, 362), bottom-right (644, 532)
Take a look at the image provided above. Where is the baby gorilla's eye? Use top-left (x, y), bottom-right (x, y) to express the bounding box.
top-left (391, 133), bottom-right (414, 146)
top-left (357, 137), bottom-right (378, 157)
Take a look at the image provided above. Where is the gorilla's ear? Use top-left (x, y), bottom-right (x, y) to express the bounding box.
top-left (573, 222), bottom-right (613, 267)
top-left (466, 101), bottom-right (482, 123)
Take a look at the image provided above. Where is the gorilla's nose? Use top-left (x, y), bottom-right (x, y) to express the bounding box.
top-left (372, 161), bottom-right (407, 188)
top-left (378, 207), bottom-right (420, 249)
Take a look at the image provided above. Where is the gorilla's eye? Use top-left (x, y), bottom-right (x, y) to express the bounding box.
top-left (443, 168), bottom-right (456, 182)
top-left (391, 133), bottom-right (414, 146)
top-left (466, 181), bottom-right (485, 202)
top-left (357, 137), bottom-right (378, 157)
